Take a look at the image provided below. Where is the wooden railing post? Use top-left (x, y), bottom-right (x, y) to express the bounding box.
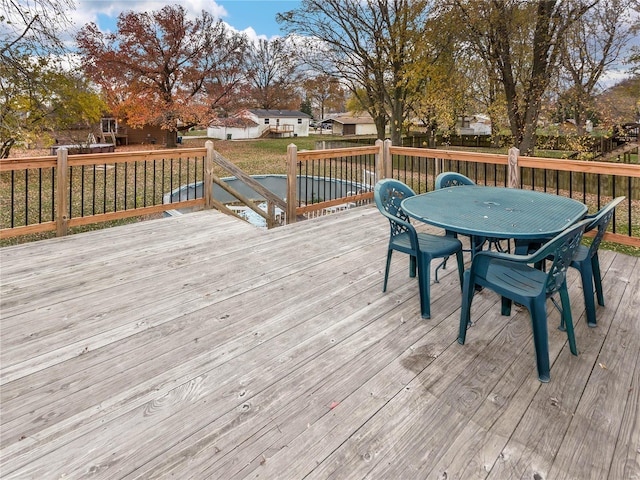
top-left (375, 139), bottom-right (384, 181)
top-left (286, 143), bottom-right (298, 224)
top-left (56, 148), bottom-right (69, 236)
top-left (266, 201), bottom-right (276, 229)
top-left (204, 140), bottom-right (215, 209)
top-left (383, 139), bottom-right (392, 179)
top-left (508, 147), bottom-right (520, 188)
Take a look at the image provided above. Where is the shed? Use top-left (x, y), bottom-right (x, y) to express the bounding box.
top-left (330, 114), bottom-right (378, 136)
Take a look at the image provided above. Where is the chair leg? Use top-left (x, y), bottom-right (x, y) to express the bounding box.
top-left (409, 255), bottom-right (417, 278)
top-left (455, 250), bottom-right (464, 290)
top-left (434, 257), bottom-right (448, 283)
top-left (560, 286), bottom-right (578, 356)
top-left (501, 296), bottom-right (512, 316)
top-left (383, 249), bottom-right (393, 292)
top-left (417, 255), bottom-right (432, 319)
top-left (592, 254), bottom-right (604, 307)
top-left (578, 260), bottom-right (597, 327)
top-left (458, 270), bottom-right (474, 344)
top-left (530, 299), bottom-right (551, 383)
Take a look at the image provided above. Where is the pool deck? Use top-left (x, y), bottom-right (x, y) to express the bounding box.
top-left (1, 206), bottom-right (639, 479)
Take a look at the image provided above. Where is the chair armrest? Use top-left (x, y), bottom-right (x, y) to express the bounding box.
top-left (473, 249), bottom-right (538, 264)
top-left (379, 209), bottom-right (420, 250)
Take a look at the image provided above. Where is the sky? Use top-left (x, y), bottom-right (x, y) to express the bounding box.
top-left (49, 0), bottom-right (638, 89)
top-left (73, 0), bottom-right (302, 42)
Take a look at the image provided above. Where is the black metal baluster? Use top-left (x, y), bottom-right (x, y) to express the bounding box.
top-left (531, 167), bottom-right (536, 191)
top-left (51, 168), bottom-right (55, 221)
top-left (298, 160), bottom-right (302, 207)
top-left (170, 158), bottom-right (174, 203)
top-left (114, 163), bottom-right (118, 212)
top-left (24, 169), bottom-right (29, 226)
top-left (39, 168), bottom-right (43, 224)
top-left (124, 162), bottom-right (129, 210)
top-left (81, 165), bottom-right (85, 217)
top-left (627, 179), bottom-right (631, 237)
top-left (178, 157), bottom-right (182, 201)
top-left (143, 160), bottom-right (147, 207)
top-left (68, 166), bottom-right (73, 219)
top-left (134, 161), bottom-right (137, 208)
top-left (153, 160), bottom-right (157, 206)
top-left (10, 171), bottom-right (15, 228)
top-left (92, 164), bottom-right (96, 215)
top-left (103, 162), bottom-right (107, 214)
top-left (569, 171), bottom-right (573, 198)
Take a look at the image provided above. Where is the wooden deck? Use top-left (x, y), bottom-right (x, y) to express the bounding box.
top-left (1, 207), bottom-right (638, 480)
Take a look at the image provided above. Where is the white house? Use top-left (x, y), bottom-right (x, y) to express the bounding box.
top-left (207, 109), bottom-right (311, 140)
top-left (330, 113), bottom-right (379, 136)
top-left (458, 114), bottom-right (492, 135)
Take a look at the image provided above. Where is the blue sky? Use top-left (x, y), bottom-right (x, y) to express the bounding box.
top-left (74, 0), bottom-right (302, 40)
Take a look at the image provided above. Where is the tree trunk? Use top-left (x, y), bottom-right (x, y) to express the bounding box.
top-left (165, 130), bottom-right (178, 148)
top-left (374, 114), bottom-right (387, 141)
top-left (389, 98), bottom-right (404, 146)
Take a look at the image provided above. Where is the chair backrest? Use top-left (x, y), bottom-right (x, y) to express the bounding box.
top-left (530, 219), bottom-right (591, 296)
top-left (435, 172), bottom-right (475, 189)
top-left (374, 179), bottom-right (416, 239)
top-left (584, 196), bottom-right (625, 259)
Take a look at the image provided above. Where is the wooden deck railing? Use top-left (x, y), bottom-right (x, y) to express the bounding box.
top-left (0, 141), bottom-right (285, 240)
top-left (386, 143), bottom-right (640, 248)
top-left (285, 143), bottom-right (380, 221)
top-left (286, 139), bottom-right (639, 248)
top-left (2, 139), bottom-right (639, 248)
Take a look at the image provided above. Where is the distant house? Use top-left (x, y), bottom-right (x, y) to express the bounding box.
top-left (330, 114), bottom-right (378, 136)
top-left (457, 114), bottom-right (492, 135)
top-left (207, 109), bottom-right (312, 140)
top-left (558, 119), bottom-right (578, 134)
top-left (206, 116), bottom-right (261, 141)
top-left (98, 117), bottom-right (166, 145)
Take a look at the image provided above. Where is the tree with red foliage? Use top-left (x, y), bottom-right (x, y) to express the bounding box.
top-left (76, 5), bottom-right (249, 147)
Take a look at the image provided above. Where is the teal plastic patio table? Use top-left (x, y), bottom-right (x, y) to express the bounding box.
top-left (400, 186), bottom-right (588, 249)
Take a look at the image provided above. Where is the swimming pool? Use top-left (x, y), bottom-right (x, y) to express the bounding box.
top-left (163, 174), bottom-right (370, 226)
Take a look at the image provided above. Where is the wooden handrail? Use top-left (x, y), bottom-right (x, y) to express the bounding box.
top-left (2, 141), bottom-right (638, 247)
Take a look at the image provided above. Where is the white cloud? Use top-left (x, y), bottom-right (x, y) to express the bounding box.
top-left (73, 0), bottom-right (229, 32)
top-left (599, 68), bottom-right (635, 90)
top-left (70, 0), bottom-right (279, 46)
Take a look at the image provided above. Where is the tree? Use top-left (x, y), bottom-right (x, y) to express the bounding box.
top-left (450, 0), bottom-right (597, 155)
top-left (1, 0), bottom-right (104, 157)
top-left (596, 75), bottom-right (640, 126)
top-left (557, 0), bottom-right (636, 134)
top-left (76, 5), bottom-right (249, 148)
top-left (245, 38), bottom-right (302, 109)
top-left (626, 0), bottom-right (640, 73)
top-left (300, 98), bottom-right (313, 116)
top-left (302, 74), bottom-right (346, 120)
top-left (278, 0), bottom-right (433, 145)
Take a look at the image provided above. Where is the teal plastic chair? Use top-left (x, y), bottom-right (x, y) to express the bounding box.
top-left (434, 172), bottom-right (485, 280)
top-left (435, 171), bottom-right (477, 189)
top-left (458, 219), bottom-right (590, 382)
top-left (571, 196), bottom-right (625, 327)
top-left (374, 179), bottom-right (464, 319)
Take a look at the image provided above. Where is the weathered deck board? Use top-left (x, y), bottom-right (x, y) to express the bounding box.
top-left (1, 206), bottom-right (638, 480)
